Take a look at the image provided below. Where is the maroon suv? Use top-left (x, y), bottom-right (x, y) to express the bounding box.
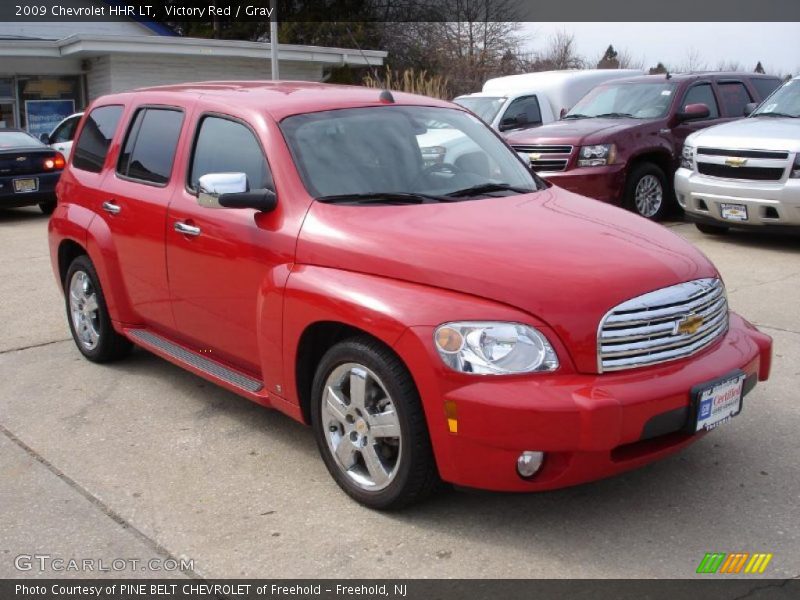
top-left (505, 73), bottom-right (781, 220)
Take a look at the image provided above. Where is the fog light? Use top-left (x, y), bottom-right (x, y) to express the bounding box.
top-left (676, 193), bottom-right (686, 208)
top-left (516, 451), bottom-right (544, 478)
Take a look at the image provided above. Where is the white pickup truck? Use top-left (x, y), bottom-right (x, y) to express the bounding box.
top-left (453, 69), bottom-right (644, 133)
top-left (676, 77), bottom-right (800, 234)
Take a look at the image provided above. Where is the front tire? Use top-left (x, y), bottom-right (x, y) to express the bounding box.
top-left (65, 255), bottom-right (132, 363)
top-left (624, 163), bottom-right (670, 221)
top-left (311, 336), bottom-right (439, 510)
top-left (696, 222), bottom-right (730, 235)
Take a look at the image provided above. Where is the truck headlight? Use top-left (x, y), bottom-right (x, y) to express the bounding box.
top-left (578, 144), bottom-right (616, 167)
top-left (791, 154), bottom-right (800, 179)
top-left (681, 144), bottom-right (695, 169)
top-left (434, 322), bottom-right (559, 375)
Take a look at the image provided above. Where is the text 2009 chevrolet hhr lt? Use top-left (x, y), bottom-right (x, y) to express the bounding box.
top-left (48, 82), bottom-right (772, 509)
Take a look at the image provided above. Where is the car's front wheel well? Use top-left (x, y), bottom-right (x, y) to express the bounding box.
top-left (627, 151), bottom-right (673, 181)
top-left (58, 240), bottom-right (87, 287)
top-left (296, 322), bottom-right (388, 425)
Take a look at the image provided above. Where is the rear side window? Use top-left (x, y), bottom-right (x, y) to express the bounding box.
top-left (503, 96), bottom-right (542, 127)
top-left (189, 116), bottom-right (272, 190)
top-left (117, 108), bottom-right (184, 185)
top-left (717, 82), bottom-right (753, 117)
top-left (73, 105), bottom-right (123, 173)
top-left (752, 78), bottom-right (781, 100)
top-left (682, 84), bottom-right (719, 119)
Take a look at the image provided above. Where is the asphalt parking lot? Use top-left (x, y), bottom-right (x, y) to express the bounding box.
top-left (1, 206), bottom-right (798, 580)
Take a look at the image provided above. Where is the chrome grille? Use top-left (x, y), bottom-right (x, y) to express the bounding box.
top-left (598, 278), bottom-right (728, 372)
top-left (511, 144), bottom-right (573, 172)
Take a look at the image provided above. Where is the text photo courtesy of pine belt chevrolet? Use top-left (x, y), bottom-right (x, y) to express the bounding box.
top-left (505, 72), bottom-right (781, 221)
top-left (0, 128), bottom-right (66, 214)
top-left (676, 77), bottom-right (800, 234)
top-left (49, 82), bottom-right (772, 509)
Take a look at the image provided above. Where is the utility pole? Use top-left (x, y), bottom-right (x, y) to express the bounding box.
top-left (269, 0), bottom-right (279, 79)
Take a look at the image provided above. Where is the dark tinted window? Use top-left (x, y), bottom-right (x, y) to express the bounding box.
top-left (73, 105), bottom-right (123, 173)
top-left (503, 96), bottom-right (542, 127)
top-left (717, 82), bottom-right (753, 117)
top-left (189, 116), bottom-right (272, 190)
top-left (118, 108), bottom-right (183, 185)
top-left (751, 78), bottom-right (781, 101)
top-left (682, 84), bottom-right (719, 119)
top-left (51, 115), bottom-right (80, 144)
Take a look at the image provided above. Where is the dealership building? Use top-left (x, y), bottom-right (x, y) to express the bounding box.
top-left (0, 18), bottom-right (386, 137)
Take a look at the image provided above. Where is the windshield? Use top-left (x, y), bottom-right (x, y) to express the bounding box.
top-left (0, 131), bottom-right (42, 149)
top-left (453, 96), bottom-right (506, 123)
top-left (280, 105), bottom-right (539, 200)
top-left (566, 82), bottom-right (677, 119)
top-left (752, 79), bottom-right (800, 118)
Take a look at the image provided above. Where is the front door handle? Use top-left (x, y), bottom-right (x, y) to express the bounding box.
top-left (102, 201), bottom-right (121, 215)
top-left (174, 221), bottom-right (201, 237)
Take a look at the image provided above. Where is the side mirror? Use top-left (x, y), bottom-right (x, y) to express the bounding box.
top-left (744, 102), bottom-right (759, 116)
top-left (197, 172), bottom-right (277, 212)
top-left (517, 152), bottom-right (531, 167)
top-left (677, 103), bottom-right (711, 122)
top-left (39, 133), bottom-right (50, 144)
top-left (499, 116), bottom-right (519, 132)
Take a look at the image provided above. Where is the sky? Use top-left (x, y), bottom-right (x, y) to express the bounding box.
top-left (519, 23), bottom-right (800, 77)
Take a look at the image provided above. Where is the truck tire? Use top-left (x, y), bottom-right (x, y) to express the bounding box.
top-left (624, 163), bottom-right (670, 221)
top-left (311, 336), bottom-right (439, 510)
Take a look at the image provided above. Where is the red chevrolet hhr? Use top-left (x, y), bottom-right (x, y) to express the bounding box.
top-left (48, 82), bottom-right (772, 509)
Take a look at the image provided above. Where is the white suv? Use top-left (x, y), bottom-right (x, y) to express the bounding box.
top-left (675, 78), bottom-right (800, 234)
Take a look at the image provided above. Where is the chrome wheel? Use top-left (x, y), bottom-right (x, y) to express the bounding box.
top-left (321, 362), bottom-right (402, 491)
top-left (634, 174), bottom-right (663, 218)
top-left (68, 270), bottom-right (100, 351)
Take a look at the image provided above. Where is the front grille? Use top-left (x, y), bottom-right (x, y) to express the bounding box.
top-left (598, 278), bottom-right (728, 372)
top-left (697, 148), bottom-right (789, 160)
top-left (511, 144), bottom-right (573, 172)
top-left (697, 163), bottom-right (785, 181)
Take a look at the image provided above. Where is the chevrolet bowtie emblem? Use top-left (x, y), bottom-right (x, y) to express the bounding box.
top-left (16, 157), bottom-right (26, 162)
top-left (675, 313), bottom-right (704, 336)
top-left (529, 153), bottom-right (541, 161)
top-left (725, 157), bottom-right (748, 167)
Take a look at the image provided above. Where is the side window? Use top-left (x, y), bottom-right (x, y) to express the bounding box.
top-left (503, 96), bottom-right (542, 128)
top-left (682, 84), bottom-right (719, 119)
top-left (717, 82), bottom-right (753, 117)
top-left (752, 78), bottom-right (781, 100)
top-left (117, 108), bottom-right (184, 185)
top-left (51, 115), bottom-right (79, 144)
top-left (189, 116), bottom-right (272, 191)
top-left (73, 105), bottom-right (124, 173)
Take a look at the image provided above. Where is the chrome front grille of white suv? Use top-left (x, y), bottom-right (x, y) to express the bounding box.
top-left (598, 278), bottom-right (728, 372)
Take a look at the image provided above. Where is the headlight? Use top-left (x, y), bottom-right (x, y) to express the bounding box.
top-left (578, 144), bottom-right (616, 167)
top-left (681, 144), bottom-right (695, 169)
top-left (791, 154), bottom-right (800, 179)
top-left (434, 322), bottom-right (559, 375)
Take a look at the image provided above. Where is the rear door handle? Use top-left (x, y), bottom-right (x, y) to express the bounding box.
top-left (102, 201), bottom-right (121, 215)
top-left (174, 221), bottom-right (201, 237)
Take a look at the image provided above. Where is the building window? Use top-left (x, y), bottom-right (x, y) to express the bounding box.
top-left (17, 76), bottom-right (83, 138)
top-left (0, 78), bottom-right (14, 129)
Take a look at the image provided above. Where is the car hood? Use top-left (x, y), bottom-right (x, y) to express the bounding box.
top-left (504, 117), bottom-right (643, 146)
top-left (688, 117), bottom-right (800, 152)
top-left (296, 188), bottom-right (717, 373)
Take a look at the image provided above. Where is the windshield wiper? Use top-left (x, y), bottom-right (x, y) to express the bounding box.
top-left (595, 112), bottom-right (635, 118)
top-left (317, 192), bottom-right (449, 205)
top-left (445, 183), bottom-right (534, 198)
top-left (752, 111), bottom-right (798, 118)
top-left (562, 113), bottom-right (591, 120)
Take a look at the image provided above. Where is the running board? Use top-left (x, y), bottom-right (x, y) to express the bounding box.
top-left (126, 329), bottom-right (264, 394)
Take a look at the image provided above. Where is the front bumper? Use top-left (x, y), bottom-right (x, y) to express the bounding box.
top-left (0, 171), bottom-right (60, 208)
top-left (395, 312), bottom-right (771, 492)
top-left (541, 164), bottom-right (626, 204)
top-left (675, 167), bottom-right (800, 227)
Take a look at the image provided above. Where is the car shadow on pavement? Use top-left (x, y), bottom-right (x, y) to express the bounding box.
top-left (709, 229), bottom-right (800, 253)
top-left (0, 207), bottom-right (49, 225)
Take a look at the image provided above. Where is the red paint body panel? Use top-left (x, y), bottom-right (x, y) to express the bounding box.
top-left (48, 81), bottom-right (773, 493)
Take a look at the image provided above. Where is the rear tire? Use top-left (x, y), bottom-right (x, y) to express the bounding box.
top-left (310, 336), bottom-right (439, 510)
top-left (624, 163), bottom-right (670, 221)
top-left (39, 201), bottom-right (56, 215)
top-left (696, 223), bottom-right (730, 235)
top-left (65, 255), bottom-right (132, 363)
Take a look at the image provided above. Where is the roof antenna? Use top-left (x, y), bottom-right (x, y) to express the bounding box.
top-left (666, 71), bottom-right (672, 80)
top-left (344, 23), bottom-right (381, 83)
top-left (379, 90), bottom-right (395, 103)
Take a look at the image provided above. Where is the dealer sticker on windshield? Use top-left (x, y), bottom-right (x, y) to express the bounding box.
top-left (694, 372), bottom-right (745, 432)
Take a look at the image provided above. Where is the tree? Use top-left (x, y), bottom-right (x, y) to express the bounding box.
top-left (597, 45), bottom-right (619, 69)
top-left (754, 61), bottom-right (765, 74)
top-left (649, 62), bottom-right (668, 75)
